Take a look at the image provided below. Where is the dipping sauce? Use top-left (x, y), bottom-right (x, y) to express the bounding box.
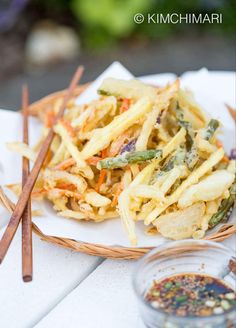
top-left (145, 273), bottom-right (236, 317)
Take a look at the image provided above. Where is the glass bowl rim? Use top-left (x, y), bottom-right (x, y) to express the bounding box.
top-left (133, 239), bottom-right (236, 323)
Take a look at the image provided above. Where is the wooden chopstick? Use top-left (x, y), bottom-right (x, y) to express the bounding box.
top-left (21, 85), bottom-right (32, 282)
top-left (0, 66), bottom-right (84, 263)
top-left (225, 103), bottom-right (236, 123)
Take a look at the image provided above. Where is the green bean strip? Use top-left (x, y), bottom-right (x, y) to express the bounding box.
top-left (203, 119), bottom-right (220, 141)
top-left (162, 148), bottom-right (186, 173)
top-left (208, 182), bottom-right (236, 229)
top-left (176, 105), bottom-right (197, 169)
top-left (97, 149), bottom-right (162, 170)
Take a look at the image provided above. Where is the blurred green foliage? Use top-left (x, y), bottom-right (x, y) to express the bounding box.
top-left (33, 0), bottom-right (236, 48)
top-left (71, 0), bottom-right (151, 47)
top-left (72, 0), bottom-right (151, 37)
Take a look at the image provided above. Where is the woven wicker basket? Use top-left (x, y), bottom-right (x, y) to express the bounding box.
top-left (24, 84), bottom-right (236, 260)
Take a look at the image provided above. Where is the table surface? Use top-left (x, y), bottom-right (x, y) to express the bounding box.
top-left (0, 73), bottom-right (235, 328)
top-left (0, 220), bottom-right (234, 328)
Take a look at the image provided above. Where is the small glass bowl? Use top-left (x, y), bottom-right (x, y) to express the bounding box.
top-left (133, 240), bottom-right (236, 328)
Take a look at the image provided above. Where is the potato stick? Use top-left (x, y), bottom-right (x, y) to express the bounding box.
top-left (49, 142), bottom-right (67, 167)
top-left (129, 185), bottom-right (165, 201)
top-left (145, 148), bottom-right (225, 225)
top-left (158, 125), bottom-right (171, 143)
top-left (153, 171), bottom-right (168, 188)
top-left (6, 142), bottom-right (37, 161)
top-left (129, 164), bottom-right (140, 179)
top-left (71, 105), bottom-right (93, 128)
top-left (66, 104), bottom-right (84, 122)
top-left (129, 162), bottom-right (157, 188)
top-left (54, 123), bottom-right (85, 167)
top-left (81, 98), bottom-right (153, 159)
top-left (130, 198), bottom-right (142, 212)
top-left (98, 78), bottom-right (158, 101)
top-left (72, 97), bottom-right (116, 130)
top-left (54, 123), bottom-right (93, 179)
top-left (83, 98), bottom-right (117, 132)
top-left (136, 200), bottom-right (156, 221)
top-left (135, 107), bottom-right (160, 151)
top-left (44, 169), bottom-right (87, 193)
top-left (122, 169), bottom-right (132, 188)
top-left (196, 137), bottom-right (216, 153)
top-left (118, 189), bottom-right (137, 245)
top-left (162, 128), bottom-right (186, 158)
top-left (182, 106), bottom-right (204, 129)
top-left (50, 135), bottom-right (61, 154)
top-left (160, 166), bottom-right (182, 195)
top-left (178, 89), bottom-right (207, 128)
top-left (58, 210), bottom-right (88, 220)
top-left (85, 190), bottom-right (111, 207)
top-left (227, 160), bottom-right (236, 174)
top-left (78, 131), bottom-right (94, 140)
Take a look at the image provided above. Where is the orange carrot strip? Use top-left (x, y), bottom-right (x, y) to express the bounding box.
top-left (59, 118), bottom-right (76, 137)
top-left (56, 183), bottom-right (76, 191)
top-left (120, 98), bottom-right (130, 113)
top-left (86, 156), bottom-right (102, 166)
top-left (54, 157), bottom-right (75, 170)
top-left (101, 148), bottom-right (108, 158)
top-left (45, 110), bottom-right (56, 128)
top-left (111, 185), bottom-right (122, 207)
top-left (216, 140), bottom-right (223, 148)
top-left (95, 169), bottom-right (107, 193)
top-left (32, 188), bottom-right (47, 198)
top-left (222, 155), bottom-right (230, 163)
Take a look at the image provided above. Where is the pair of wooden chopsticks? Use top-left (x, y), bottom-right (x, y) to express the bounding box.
top-left (0, 66), bottom-right (84, 281)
